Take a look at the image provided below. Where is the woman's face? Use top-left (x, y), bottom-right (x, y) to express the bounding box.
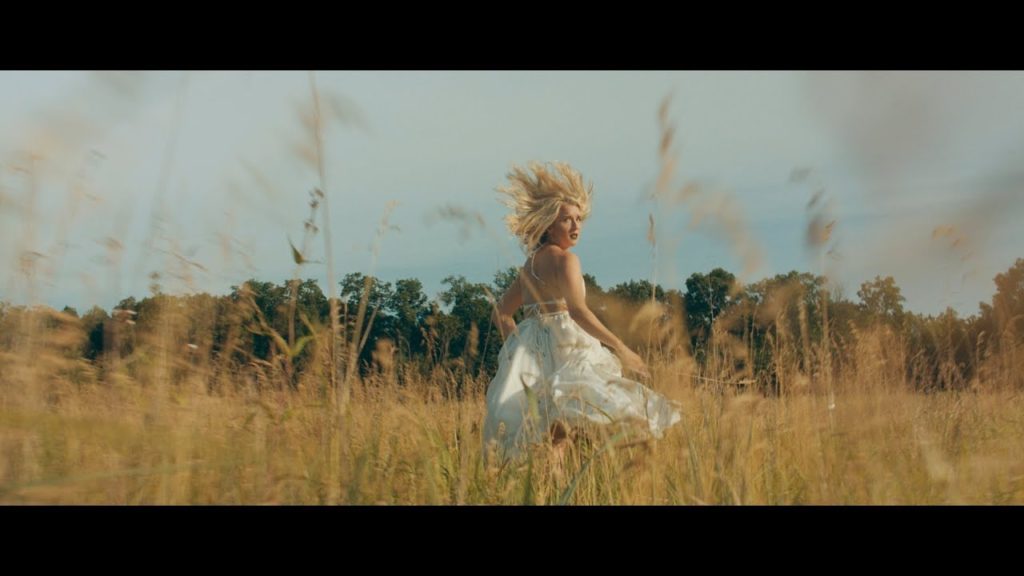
top-left (545, 203), bottom-right (583, 249)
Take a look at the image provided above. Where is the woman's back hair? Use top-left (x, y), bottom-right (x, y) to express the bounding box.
top-left (496, 161), bottom-right (593, 254)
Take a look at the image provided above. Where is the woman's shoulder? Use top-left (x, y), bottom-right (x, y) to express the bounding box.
top-left (549, 246), bottom-right (579, 268)
top-left (525, 247), bottom-right (578, 284)
top-left (537, 246), bottom-right (579, 271)
top-left (536, 245), bottom-right (576, 262)
top-left (525, 246), bottom-right (565, 271)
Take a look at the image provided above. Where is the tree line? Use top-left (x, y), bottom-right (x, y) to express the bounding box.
top-left (5, 258), bottom-right (1023, 394)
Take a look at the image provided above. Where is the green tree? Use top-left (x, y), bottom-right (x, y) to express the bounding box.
top-left (386, 278), bottom-right (430, 361)
top-left (980, 258), bottom-right (1024, 343)
top-left (857, 275), bottom-right (906, 326)
top-left (231, 280), bottom-right (288, 360)
top-left (684, 268), bottom-right (737, 342)
top-left (80, 305), bottom-right (110, 360)
top-left (440, 275), bottom-right (500, 379)
top-left (608, 279), bottom-right (665, 304)
top-left (338, 273), bottom-right (396, 375)
top-left (493, 266), bottom-right (520, 295)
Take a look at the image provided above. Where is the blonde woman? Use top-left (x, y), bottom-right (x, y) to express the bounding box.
top-left (483, 162), bottom-right (681, 462)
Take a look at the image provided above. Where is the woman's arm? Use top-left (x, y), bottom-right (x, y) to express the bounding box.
top-left (558, 252), bottom-right (650, 377)
top-left (491, 273), bottom-right (523, 341)
top-left (558, 252), bottom-right (628, 352)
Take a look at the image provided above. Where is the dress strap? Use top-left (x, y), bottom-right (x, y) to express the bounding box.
top-left (522, 297), bottom-right (568, 318)
top-left (521, 247), bottom-right (568, 317)
top-left (529, 250), bottom-right (546, 284)
top-left (525, 299), bottom-right (565, 307)
top-left (521, 248), bottom-right (548, 303)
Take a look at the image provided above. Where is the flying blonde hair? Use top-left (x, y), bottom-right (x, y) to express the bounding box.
top-left (496, 161), bottom-right (593, 255)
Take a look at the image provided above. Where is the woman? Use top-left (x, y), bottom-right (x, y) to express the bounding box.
top-left (483, 161), bottom-right (681, 462)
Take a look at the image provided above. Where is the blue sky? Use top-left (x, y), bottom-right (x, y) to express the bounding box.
top-left (1, 71), bottom-right (1022, 316)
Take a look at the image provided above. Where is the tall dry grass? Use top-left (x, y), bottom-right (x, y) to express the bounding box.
top-left (2, 271), bottom-right (1022, 504)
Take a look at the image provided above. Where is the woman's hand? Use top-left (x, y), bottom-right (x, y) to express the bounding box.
top-left (615, 346), bottom-right (650, 379)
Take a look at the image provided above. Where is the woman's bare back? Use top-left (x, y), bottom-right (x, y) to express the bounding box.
top-left (520, 246), bottom-right (582, 312)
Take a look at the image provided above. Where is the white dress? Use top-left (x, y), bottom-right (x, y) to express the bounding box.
top-left (482, 257), bottom-right (681, 462)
